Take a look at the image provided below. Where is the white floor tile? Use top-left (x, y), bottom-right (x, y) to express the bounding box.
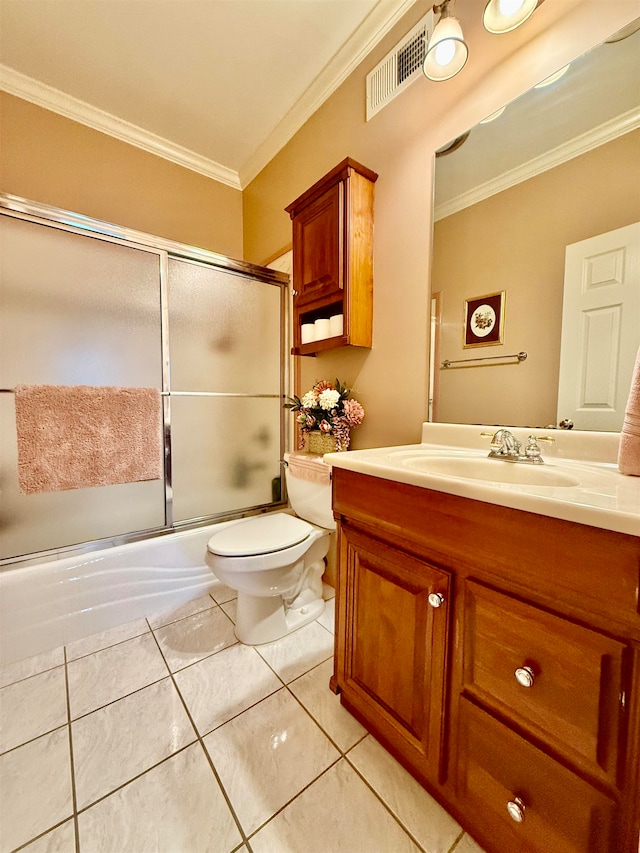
top-left (67, 633), bottom-right (167, 720)
top-left (0, 646), bottom-right (65, 690)
top-left (147, 593), bottom-right (216, 630)
top-left (219, 598), bottom-right (237, 623)
top-left (72, 678), bottom-right (196, 809)
top-left (316, 597), bottom-right (335, 633)
top-left (209, 580), bottom-right (237, 605)
top-left (203, 688), bottom-right (340, 836)
top-left (453, 833), bottom-right (488, 853)
top-left (153, 606), bottom-right (237, 672)
top-left (65, 618), bottom-right (149, 661)
top-left (288, 659), bottom-right (366, 752)
top-left (256, 621), bottom-right (334, 683)
top-left (348, 735), bottom-right (462, 853)
top-left (0, 666), bottom-right (68, 754)
top-left (77, 743), bottom-right (242, 853)
top-left (175, 643), bottom-right (282, 736)
top-left (0, 727), bottom-right (73, 852)
top-left (250, 758), bottom-right (423, 853)
top-left (20, 819), bottom-right (76, 852)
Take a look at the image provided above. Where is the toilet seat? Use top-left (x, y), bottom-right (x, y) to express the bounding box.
top-left (206, 512), bottom-right (313, 557)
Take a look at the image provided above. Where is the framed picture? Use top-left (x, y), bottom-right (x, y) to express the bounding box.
top-left (463, 291), bottom-right (505, 348)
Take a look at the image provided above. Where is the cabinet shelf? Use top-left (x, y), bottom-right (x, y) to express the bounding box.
top-left (291, 335), bottom-right (349, 357)
top-left (286, 157), bottom-right (377, 357)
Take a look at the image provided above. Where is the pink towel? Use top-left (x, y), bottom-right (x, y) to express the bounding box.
top-left (618, 347), bottom-right (640, 476)
top-left (14, 384), bottom-right (164, 494)
top-left (287, 452), bottom-right (331, 485)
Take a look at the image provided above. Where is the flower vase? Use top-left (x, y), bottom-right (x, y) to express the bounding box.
top-left (307, 431), bottom-right (338, 454)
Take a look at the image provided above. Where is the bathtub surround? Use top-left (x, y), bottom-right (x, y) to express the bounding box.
top-left (0, 588), bottom-right (485, 853)
top-left (618, 346), bottom-right (640, 476)
top-left (14, 384), bottom-right (163, 494)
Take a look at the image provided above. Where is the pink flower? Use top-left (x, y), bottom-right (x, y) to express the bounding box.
top-left (342, 399), bottom-right (364, 427)
top-left (319, 419), bottom-right (332, 433)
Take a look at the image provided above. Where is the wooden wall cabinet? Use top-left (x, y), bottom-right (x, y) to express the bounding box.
top-left (286, 158), bottom-right (377, 356)
top-left (332, 468), bottom-right (640, 853)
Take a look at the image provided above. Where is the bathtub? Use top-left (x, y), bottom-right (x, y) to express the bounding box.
top-left (0, 524), bottom-right (228, 668)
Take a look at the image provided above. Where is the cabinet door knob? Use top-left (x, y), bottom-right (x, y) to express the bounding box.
top-left (507, 797), bottom-right (526, 823)
top-left (428, 592), bottom-right (445, 608)
top-left (514, 665), bottom-right (535, 688)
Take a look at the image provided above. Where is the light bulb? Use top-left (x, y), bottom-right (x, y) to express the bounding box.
top-left (483, 0), bottom-right (538, 34)
top-left (434, 39), bottom-right (456, 67)
top-left (498, 0), bottom-right (525, 15)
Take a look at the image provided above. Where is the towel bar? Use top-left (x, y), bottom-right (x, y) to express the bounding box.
top-left (442, 351), bottom-right (527, 369)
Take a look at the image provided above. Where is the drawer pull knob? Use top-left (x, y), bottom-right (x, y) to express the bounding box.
top-left (507, 797), bottom-right (526, 823)
top-left (515, 665), bottom-right (535, 688)
top-left (428, 592), bottom-right (445, 608)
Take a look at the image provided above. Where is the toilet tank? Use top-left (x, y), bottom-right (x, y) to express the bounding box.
top-left (284, 452), bottom-right (335, 530)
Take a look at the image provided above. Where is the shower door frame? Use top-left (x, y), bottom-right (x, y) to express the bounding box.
top-left (0, 193), bottom-right (290, 566)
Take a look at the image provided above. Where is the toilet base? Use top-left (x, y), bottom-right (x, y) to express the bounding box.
top-left (234, 590), bottom-right (325, 645)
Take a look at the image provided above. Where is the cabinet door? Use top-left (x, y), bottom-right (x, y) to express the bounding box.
top-left (337, 523), bottom-right (451, 781)
top-left (292, 181), bottom-right (343, 306)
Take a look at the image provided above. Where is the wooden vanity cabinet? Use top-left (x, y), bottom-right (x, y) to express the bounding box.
top-left (286, 158), bottom-right (377, 356)
top-left (331, 468), bottom-right (640, 853)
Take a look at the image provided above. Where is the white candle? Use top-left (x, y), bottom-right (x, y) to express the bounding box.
top-left (301, 323), bottom-right (315, 344)
top-left (329, 313), bottom-right (344, 337)
top-left (314, 318), bottom-right (331, 340)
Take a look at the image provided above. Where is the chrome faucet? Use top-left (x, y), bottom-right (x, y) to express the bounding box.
top-left (481, 430), bottom-right (555, 464)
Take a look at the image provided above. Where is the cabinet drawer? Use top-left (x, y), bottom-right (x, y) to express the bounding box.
top-left (462, 581), bottom-right (626, 785)
top-left (456, 698), bottom-right (618, 853)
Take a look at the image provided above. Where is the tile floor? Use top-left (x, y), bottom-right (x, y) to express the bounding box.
top-left (0, 581), bottom-right (486, 853)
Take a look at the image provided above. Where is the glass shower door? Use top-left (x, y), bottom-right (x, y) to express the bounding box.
top-left (166, 257), bottom-right (283, 523)
top-left (0, 215), bottom-right (166, 560)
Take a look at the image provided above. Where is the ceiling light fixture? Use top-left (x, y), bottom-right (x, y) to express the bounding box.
top-left (423, 0), bottom-right (469, 82)
top-left (479, 105), bottom-right (507, 123)
top-left (424, 0), bottom-right (543, 83)
top-left (533, 63), bottom-right (570, 88)
top-left (483, 0), bottom-right (541, 35)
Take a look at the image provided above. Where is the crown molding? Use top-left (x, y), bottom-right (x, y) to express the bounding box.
top-left (434, 107), bottom-right (640, 221)
top-left (1, 0), bottom-right (418, 192)
top-left (238, 0), bottom-right (418, 188)
top-left (0, 65), bottom-right (242, 190)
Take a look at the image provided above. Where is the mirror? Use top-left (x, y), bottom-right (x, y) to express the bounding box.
top-left (430, 20), bottom-right (640, 430)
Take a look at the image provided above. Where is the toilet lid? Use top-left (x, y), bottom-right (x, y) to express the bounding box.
top-left (206, 513), bottom-right (313, 557)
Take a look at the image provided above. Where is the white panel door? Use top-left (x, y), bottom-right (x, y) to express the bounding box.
top-left (557, 222), bottom-right (640, 431)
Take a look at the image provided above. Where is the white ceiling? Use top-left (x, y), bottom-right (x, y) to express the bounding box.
top-left (0, 0), bottom-right (416, 189)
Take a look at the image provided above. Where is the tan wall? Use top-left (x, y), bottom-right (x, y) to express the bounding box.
top-left (0, 93), bottom-right (243, 257)
top-left (434, 130), bottom-right (640, 427)
top-left (243, 0), bottom-right (640, 448)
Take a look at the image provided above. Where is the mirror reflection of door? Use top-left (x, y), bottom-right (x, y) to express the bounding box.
top-left (557, 222), bottom-right (640, 430)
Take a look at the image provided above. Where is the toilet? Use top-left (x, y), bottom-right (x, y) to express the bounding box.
top-left (205, 452), bottom-right (335, 645)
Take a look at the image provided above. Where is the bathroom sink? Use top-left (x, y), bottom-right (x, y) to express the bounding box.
top-left (401, 455), bottom-right (581, 487)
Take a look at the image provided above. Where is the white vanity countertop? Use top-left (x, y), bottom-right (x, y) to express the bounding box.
top-left (324, 423), bottom-right (640, 537)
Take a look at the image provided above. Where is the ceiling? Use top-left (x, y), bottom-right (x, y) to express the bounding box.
top-left (0, 0), bottom-right (416, 189)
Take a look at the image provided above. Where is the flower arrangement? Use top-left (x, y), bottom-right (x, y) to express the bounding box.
top-left (285, 378), bottom-right (364, 452)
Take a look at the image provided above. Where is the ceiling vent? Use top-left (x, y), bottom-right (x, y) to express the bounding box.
top-left (366, 11), bottom-right (434, 121)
